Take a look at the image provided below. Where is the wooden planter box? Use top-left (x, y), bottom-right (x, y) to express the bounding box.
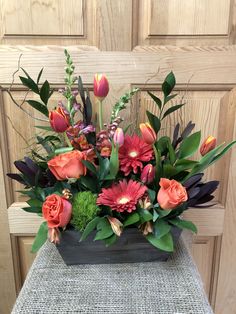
top-left (56, 226), bottom-right (182, 265)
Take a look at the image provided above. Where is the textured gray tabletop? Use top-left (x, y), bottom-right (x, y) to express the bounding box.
top-left (12, 237), bottom-right (213, 314)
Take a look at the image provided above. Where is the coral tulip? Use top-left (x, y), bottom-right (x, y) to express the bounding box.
top-left (200, 136), bottom-right (216, 156)
top-left (49, 107), bottom-right (70, 133)
top-left (140, 123), bottom-right (157, 145)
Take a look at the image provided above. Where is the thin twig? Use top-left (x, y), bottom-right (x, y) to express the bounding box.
top-left (4, 113), bottom-right (29, 146)
top-left (7, 53), bottom-right (49, 122)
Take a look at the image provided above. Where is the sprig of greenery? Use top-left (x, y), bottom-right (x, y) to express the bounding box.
top-left (110, 87), bottom-right (139, 122)
top-left (64, 49), bottom-right (77, 112)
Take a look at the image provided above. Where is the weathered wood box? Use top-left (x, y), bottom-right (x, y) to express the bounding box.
top-left (56, 227), bottom-right (182, 265)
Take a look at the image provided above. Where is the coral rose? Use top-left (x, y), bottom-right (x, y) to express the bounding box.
top-left (157, 178), bottom-right (188, 210)
top-left (42, 194), bottom-right (72, 228)
top-left (48, 150), bottom-right (86, 180)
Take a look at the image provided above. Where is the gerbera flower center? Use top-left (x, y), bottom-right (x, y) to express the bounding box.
top-left (118, 197), bottom-right (130, 204)
top-left (129, 151), bottom-right (138, 158)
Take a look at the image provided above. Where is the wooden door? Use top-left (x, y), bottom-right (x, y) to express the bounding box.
top-left (0, 1), bottom-right (236, 314)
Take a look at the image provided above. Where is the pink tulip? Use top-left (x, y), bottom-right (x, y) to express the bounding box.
top-left (94, 74), bottom-right (109, 100)
top-left (49, 107), bottom-right (70, 133)
top-left (140, 123), bottom-right (157, 145)
top-left (113, 128), bottom-right (124, 147)
top-left (141, 164), bottom-right (155, 184)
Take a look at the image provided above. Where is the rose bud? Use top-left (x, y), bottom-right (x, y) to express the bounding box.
top-left (48, 150), bottom-right (86, 180)
top-left (42, 194), bottom-right (72, 228)
top-left (200, 136), bottom-right (216, 156)
top-left (108, 217), bottom-right (123, 236)
top-left (140, 123), bottom-right (157, 145)
top-left (157, 178), bottom-right (188, 210)
top-left (113, 127), bottom-right (124, 147)
top-left (49, 107), bottom-right (70, 133)
top-left (141, 164), bottom-right (155, 184)
top-left (48, 227), bottom-right (60, 244)
top-left (94, 74), bottom-right (109, 100)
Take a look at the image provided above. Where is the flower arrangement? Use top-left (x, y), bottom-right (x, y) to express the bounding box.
top-left (8, 50), bottom-right (236, 255)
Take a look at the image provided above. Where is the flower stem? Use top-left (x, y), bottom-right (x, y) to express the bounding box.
top-left (99, 99), bottom-right (103, 130)
top-left (64, 132), bottom-right (72, 147)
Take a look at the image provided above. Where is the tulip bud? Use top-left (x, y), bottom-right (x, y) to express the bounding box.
top-left (141, 164), bottom-right (155, 184)
top-left (113, 128), bottom-right (124, 147)
top-left (108, 217), bottom-right (123, 236)
top-left (94, 74), bottom-right (109, 100)
top-left (140, 123), bottom-right (157, 145)
top-left (48, 227), bottom-right (60, 244)
top-left (49, 107), bottom-right (70, 133)
top-left (200, 136), bottom-right (216, 156)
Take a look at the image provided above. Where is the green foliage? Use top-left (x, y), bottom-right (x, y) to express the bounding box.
top-left (178, 131), bottom-right (201, 159)
top-left (154, 219), bottom-right (171, 239)
top-left (31, 221), bottom-right (48, 253)
top-left (94, 217), bottom-right (113, 240)
top-left (105, 143), bottom-right (119, 180)
top-left (80, 217), bottom-right (100, 241)
top-left (123, 212), bottom-right (140, 227)
top-left (110, 87), bottom-right (139, 122)
top-left (71, 192), bottom-right (99, 232)
top-left (169, 218), bottom-right (197, 233)
top-left (146, 232), bottom-right (174, 252)
top-left (146, 110), bottom-right (161, 133)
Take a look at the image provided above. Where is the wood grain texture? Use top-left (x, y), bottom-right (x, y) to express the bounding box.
top-left (215, 88), bottom-right (236, 314)
top-left (2, 0), bottom-right (84, 36)
top-left (17, 237), bottom-right (36, 283)
top-left (95, 0), bottom-right (133, 50)
top-left (8, 202), bottom-right (225, 237)
top-left (192, 236), bottom-right (215, 297)
top-left (148, 0), bottom-right (230, 36)
top-left (0, 47), bottom-right (236, 85)
top-left (0, 90), bottom-right (17, 313)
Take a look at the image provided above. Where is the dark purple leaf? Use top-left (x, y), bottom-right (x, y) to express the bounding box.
top-left (197, 181), bottom-right (219, 199)
top-left (172, 123), bottom-right (180, 148)
top-left (24, 157), bottom-right (40, 174)
top-left (7, 173), bottom-right (26, 185)
top-left (184, 173), bottom-right (204, 189)
top-left (195, 194), bottom-right (215, 205)
top-left (187, 187), bottom-right (201, 199)
top-left (181, 121), bottom-right (195, 139)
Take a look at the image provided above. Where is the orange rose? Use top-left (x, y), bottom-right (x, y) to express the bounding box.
top-left (48, 150), bottom-right (86, 180)
top-left (157, 178), bottom-right (188, 210)
top-left (42, 194), bottom-right (72, 228)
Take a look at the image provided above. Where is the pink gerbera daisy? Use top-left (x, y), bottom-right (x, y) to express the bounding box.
top-left (97, 179), bottom-right (147, 213)
top-left (119, 135), bottom-right (154, 176)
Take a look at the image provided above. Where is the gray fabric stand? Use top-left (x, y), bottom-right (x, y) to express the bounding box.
top-left (12, 237), bottom-right (213, 314)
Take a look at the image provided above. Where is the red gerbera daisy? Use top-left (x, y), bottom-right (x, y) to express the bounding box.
top-left (119, 135), bottom-right (153, 176)
top-left (97, 179), bottom-right (147, 213)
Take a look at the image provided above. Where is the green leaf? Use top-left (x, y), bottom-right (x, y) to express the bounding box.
top-left (138, 208), bottom-right (153, 223)
top-left (26, 100), bottom-right (49, 117)
top-left (175, 159), bottom-right (198, 172)
top-left (154, 219), bottom-right (171, 239)
top-left (94, 218), bottom-right (113, 240)
top-left (170, 218), bottom-right (197, 233)
top-left (146, 110), bottom-right (161, 133)
top-left (104, 234), bottom-right (117, 247)
top-left (148, 189), bottom-right (156, 203)
top-left (79, 176), bottom-right (98, 193)
top-left (155, 208), bottom-right (172, 218)
top-left (147, 91), bottom-right (162, 110)
top-left (179, 131), bottom-right (201, 159)
top-left (54, 147), bottom-right (74, 154)
top-left (98, 157), bottom-right (110, 180)
top-left (162, 104), bottom-right (184, 120)
top-left (80, 217), bottom-right (100, 241)
top-left (22, 206), bottom-right (42, 213)
top-left (123, 212), bottom-right (140, 227)
top-left (146, 232), bottom-right (174, 252)
top-left (40, 80), bottom-right (50, 105)
top-left (153, 210), bottom-right (159, 222)
top-left (163, 164), bottom-right (178, 177)
top-left (37, 68), bottom-right (44, 84)
top-left (162, 72), bottom-right (176, 97)
top-left (31, 222), bottom-right (48, 253)
top-left (210, 141), bottom-right (236, 164)
top-left (19, 76), bottom-right (39, 94)
top-left (27, 199), bottom-right (43, 208)
top-left (81, 160), bottom-right (97, 175)
top-left (164, 93), bottom-right (178, 105)
top-left (106, 143), bottom-right (119, 179)
top-left (35, 125), bottom-right (53, 131)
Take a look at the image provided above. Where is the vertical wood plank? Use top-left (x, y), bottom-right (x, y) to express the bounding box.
top-left (95, 0), bottom-right (133, 51)
top-left (215, 88), bottom-right (236, 314)
top-left (0, 90), bottom-right (17, 313)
